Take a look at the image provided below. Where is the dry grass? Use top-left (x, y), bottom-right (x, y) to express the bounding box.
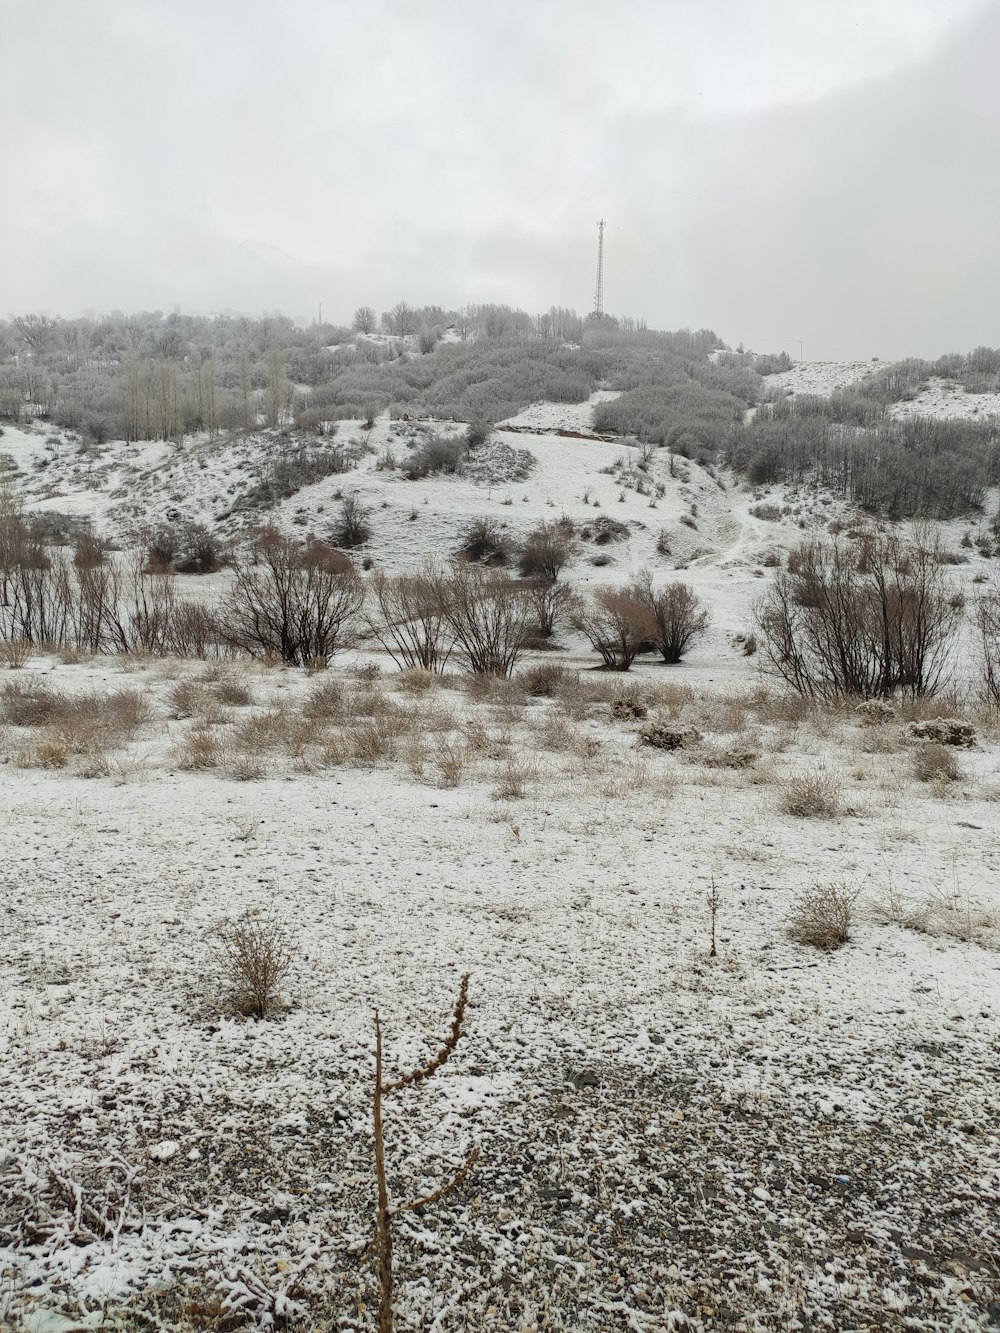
top-left (172, 723), bottom-right (222, 771)
top-left (491, 755), bottom-right (539, 800)
top-left (302, 677), bottom-right (345, 721)
top-left (0, 637), bottom-right (31, 669)
top-left (788, 883), bottom-right (856, 950)
top-left (780, 769), bottom-right (843, 818)
top-left (911, 743), bottom-right (963, 784)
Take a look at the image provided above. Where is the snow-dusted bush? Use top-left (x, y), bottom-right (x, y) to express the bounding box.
top-left (788, 883), bottom-right (855, 950)
top-left (210, 909), bottom-right (293, 1019)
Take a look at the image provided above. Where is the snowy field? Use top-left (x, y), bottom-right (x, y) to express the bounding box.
top-left (1, 650), bottom-right (999, 1331)
top-left (2, 374), bottom-right (1000, 1330)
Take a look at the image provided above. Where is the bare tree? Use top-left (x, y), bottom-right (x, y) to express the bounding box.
top-left (12, 314), bottom-right (60, 355)
top-left (571, 586), bottom-right (657, 671)
top-left (385, 301), bottom-right (417, 339)
top-left (629, 569), bottom-right (710, 663)
top-left (352, 305), bottom-right (378, 335)
top-left (223, 529), bottom-right (364, 665)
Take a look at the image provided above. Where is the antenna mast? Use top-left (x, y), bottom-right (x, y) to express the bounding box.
top-left (593, 219), bottom-right (605, 317)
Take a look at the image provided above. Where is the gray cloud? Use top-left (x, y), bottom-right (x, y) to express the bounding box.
top-left (1, 0), bottom-right (994, 356)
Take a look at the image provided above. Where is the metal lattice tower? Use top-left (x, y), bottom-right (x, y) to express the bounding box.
top-left (593, 219), bottom-right (605, 317)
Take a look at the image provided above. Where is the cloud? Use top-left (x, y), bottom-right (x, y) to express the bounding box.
top-left (0, 0), bottom-right (994, 356)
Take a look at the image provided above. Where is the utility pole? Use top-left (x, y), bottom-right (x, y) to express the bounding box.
top-left (798, 339), bottom-right (804, 362)
top-left (593, 219), bottom-right (605, 318)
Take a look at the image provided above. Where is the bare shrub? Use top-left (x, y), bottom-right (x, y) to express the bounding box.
top-left (856, 699), bottom-right (896, 726)
top-left (610, 693), bottom-right (648, 721)
top-left (366, 568), bottom-right (454, 672)
top-left (213, 677), bottom-right (254, 707)
top-left (0, 637), bottom-right (30, 668)
top-left (396, 667), bottom-right (437, 694)
top-left (437, 567), bottom-right (532, 677)
top-left (629, 569), bottom-right (710, 663)
top-left (403, 431), bottom-right (469, 479)
top-left (780, 769), bottom-right (843, 817)
top-left (211, 909), bottom-right (292, 1018)
top-left (519, 661), bottom-right (572, 697)
top-left (697, 739), bottom-right (759, 769)
top-left (434, 737), bottom-right (467, 787)
top-left (332, 494), bottom-right (372, 548)
top-left (303, 677), bottom-right (344, 721)
top-left (455, 516), bottom-right (513, 566)
top-left (571, 587), bottom-right (657, 671)
top-left (755, 530), bottom-right (962, 699)
top-left (912, 743), bottom-right (962, 783)
top-left (788, 883), bottom-right (855, 950)
top-left (492, 755), bottom-right (538, 800)
top-left (2, 681), bottom-right (65, 726)
top-left (173, 723), bottom-right (222, 770)
top-left (517, 521), bottom-right (575, 580)
top-left (224, 529), bottom-right (364, 666)
top-left (524, 582), bottom-right (575, 650)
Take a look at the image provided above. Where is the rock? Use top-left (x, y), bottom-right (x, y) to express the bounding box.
top-left (149, 1139), bottom-right (180, 1162)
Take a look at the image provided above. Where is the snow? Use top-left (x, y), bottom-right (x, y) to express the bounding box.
top-left (2, 381), bottom-right (1000, 1328)
top-left (0, 651), bottom-right (999, 1328)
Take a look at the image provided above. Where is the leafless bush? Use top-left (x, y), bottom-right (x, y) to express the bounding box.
top-left (455, 515), bottom-right (513, 566)
top-left (856, 699), bottom-right (896, 726)
top-left (629, 569), bottom-right (710, 663)
top-left (437, 567), bottom-right (532, 677)
top-left (519, 661), bottom-right (572, 697)
top-left (909, 717), bottom-right (976, 747)
top-left (788, 883), bottom-right (855, 950)
top-left (912, 743), bottom-right (962, 783)
top-left (780, 769), bottom-right (843, 818)
top-left (0, 637), bottom-right (30, 668)
top-left (172, 723), bottom-right (222, 770)
top-left (638, 722), bottom-right (701, 751)
top-left (331, 494), bottom-right (372, 548)
top-left (755, 530), bottom-right (961, 698)
top-left (210, 909), bottom-right (293, 1018)
top-left (571, 586), bottom-right (657, 671)
top-left (365, 568), bottom-right (454, 671)
top-left (224, 529), bottom-right (364, 665)
top-left (523, 578), bottom-right (576, 642)
top-left (302, 677), bottom-right (345, 721)
top-left (517, 521), bottom-right (575, 580)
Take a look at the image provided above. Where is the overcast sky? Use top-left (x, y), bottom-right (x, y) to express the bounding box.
top-left (2, 0), bottom-right (996, 359)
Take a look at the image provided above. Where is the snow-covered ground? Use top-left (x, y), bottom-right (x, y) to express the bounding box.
top-left (1, 653), bottom-right (999, 1330)
top-left (3, 377), bottom-right (1000, 1329)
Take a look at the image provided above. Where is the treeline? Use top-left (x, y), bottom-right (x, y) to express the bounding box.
top-left (728, 399), bottom-right (1000, 518)
top-left (0, 307), bottom-right (729, 445)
